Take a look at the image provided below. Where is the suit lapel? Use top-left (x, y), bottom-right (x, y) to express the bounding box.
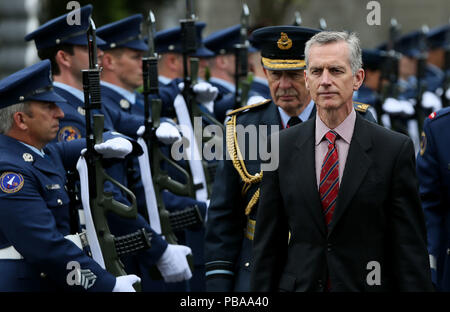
top-left (294, 117), bottom-right (327, 235)
top-left (328, 114), bottom-right (372, 236)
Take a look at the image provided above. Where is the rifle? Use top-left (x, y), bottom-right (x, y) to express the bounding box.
top-left (142, 10), bottom-right (201, 233)
top-left (234, 3), bottom-right (250, 109)
top-left (293, 11), bottom-right (302, 26)
top-left (178, 0), bottom-right (224, 198)
top-left (81, 18), bottom-right (149, 291)
top-left (377, 18), bottom-right (402, 128)
top-left (415, 25), bottom-right (430, 134)
top-left (441, 22), bottom-right (450, 108)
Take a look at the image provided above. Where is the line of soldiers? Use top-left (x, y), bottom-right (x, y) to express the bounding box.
top-left (0, 2), bottom-right (449, 292)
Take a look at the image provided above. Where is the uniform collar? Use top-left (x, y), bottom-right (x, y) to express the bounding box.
top-left (278, 99), bottom-right (314, 128)
top-left (158, 75), bottom-right (172, 85)
top-left (101, 81), bottom-right (136, 105)
top-left (209, 77), bottom-right (235, 93)
top-left (53, 81), bottom-right (84, 103)
top-left (18, 142), bottom-right (45, 158)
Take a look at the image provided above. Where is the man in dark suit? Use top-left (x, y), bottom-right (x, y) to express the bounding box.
top-left (251, 30), bottom-right (433, 292)
top-left (204, 26), bottom-right (375, 292)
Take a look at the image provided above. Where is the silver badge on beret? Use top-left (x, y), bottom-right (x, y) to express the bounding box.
top-left (23, 153), bottom-right (33, 162)
top-left (77, 106), bottom-right (86, 116)
top-left (120, 99), bottom-right (130, 110)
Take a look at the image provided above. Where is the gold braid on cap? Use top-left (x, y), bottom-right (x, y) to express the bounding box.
top-left (226, 115), bottom-right (263, 215)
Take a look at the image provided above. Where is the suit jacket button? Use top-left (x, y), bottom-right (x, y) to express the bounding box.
top-left (57, 199), bottom-right (63, 205)
top-left (40, 272), bottom-right (47, 278)
top-left (327, 243), bottom-right (332, 252)
top-left (244, 262), bottom-right (250, 267)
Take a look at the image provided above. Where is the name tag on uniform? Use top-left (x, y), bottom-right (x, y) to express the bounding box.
top-left (46, 184), bottom-right (61, 190)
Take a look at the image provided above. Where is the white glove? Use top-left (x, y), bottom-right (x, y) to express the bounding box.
top-left (156, 122), bottom-right (182, 145)
top-left (178, 82), bottom-right (219, 103)
top-left (382, 97), bottom-right (415, 116)
top-left (446, 88), bottom-right (450, 100)
top-left (421, 91), bottom-right (442, 111)
top-left (93, 137), bottom-right (133, 159)
top-left (136, 125), bottom-right (145, 137)
top-left (112, 274), bottom-right (141, 292)
top-left (156, 244), bottom-right (192, 283)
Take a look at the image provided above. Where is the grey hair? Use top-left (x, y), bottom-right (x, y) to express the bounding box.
top-left (304, 31), bottom-right (362, 75)
top-left (0, 102), bottom-right (32, 134)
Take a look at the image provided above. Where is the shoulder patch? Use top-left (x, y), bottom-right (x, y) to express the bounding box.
top-left (353, 101), bottom-right (370, 113)
top-left (0, 172), bottom-right (24, 193)
top-left (419, 131), bottom-right (427, 156)
top-left (58, 126), bottom-right (81, 142)
top-left (226, 99), bottom-right (271, 117)
top-left (428, 112), bottom-right (437, 119)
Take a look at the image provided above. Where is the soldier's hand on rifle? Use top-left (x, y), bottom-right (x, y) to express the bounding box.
top-left (112, 274), bottom-right (141, 292)
top-left (422, 91), bottom-right (442, 112)
top-left (92, 137), bottom-right (133, 159)
top-left (383, 97), bottom-right (415, 116)
top-left (81, 137), bottom-right (134, 159)
top-left (156, 244), bottom-right (193, 283)
top-left (178, 81), bottom-right (219, 103)
top-left (136, 123), bottom-right (182, 145)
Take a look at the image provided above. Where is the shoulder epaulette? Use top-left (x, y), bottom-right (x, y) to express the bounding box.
top-left (428, 107), bottom-right (450, 121)
top-left (226, 99), bottom-right (271, 117)
top-left (353, 101), bottom-right (370, 113)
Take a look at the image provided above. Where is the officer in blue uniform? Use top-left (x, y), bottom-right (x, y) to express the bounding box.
top-left (97, 14), bottom-right (210, 292)
top-left (416, 107), bottom-right (450, 291)
top-left (353, 48), bottom-right (385, 121)
top-left (204, 26), bottom-right (376, 292)
top-left (204, 24), bottom-right (259, 123)
top-left (0, 60), bottom-right (144, 292)
top-left (427, 24), bottom-right (450, 99)
top-left (24, 5), bottom-right (194, 291)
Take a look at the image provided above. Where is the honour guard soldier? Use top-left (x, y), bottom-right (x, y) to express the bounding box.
top-left (416, 107), bottom-right (450, 291)
top-left (0, 60), bottom-right (142, 291)
top-left (24, 5), bottom-right (194, 290)
top-left (353, 48), bottom-right (385, 121)
top-left (97, 14), bottom-right (209, 292)
top-left (204, 26), bottom-right (375, 292)
top-left (204, 24), bottom-right (254, 123)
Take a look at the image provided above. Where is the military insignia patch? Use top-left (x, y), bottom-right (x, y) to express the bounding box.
top-left (77, 106), bottom-right (85, 116)
top-left (277, 32), bottom-right (293, 50)
top-left (120, 99), bottom-right (130, 110)
top-left (0, 172), bottom-right (24, 193)
top-left (58, 126), bottom-right (81, 142)
top-left (420, 131), bottom-right (426, 156)
top-left (22, 153), bottom-right (33, 162)
top-left (428, 112), bottom-right (436, 119)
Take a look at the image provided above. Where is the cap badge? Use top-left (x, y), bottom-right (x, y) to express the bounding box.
top-left (277, 32), bottom-right (292, 50)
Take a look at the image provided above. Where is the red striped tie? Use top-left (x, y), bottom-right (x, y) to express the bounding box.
top-left (319, 130), bottom-right (339, 226)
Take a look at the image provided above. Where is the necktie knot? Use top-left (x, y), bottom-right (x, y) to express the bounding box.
top-left (325, 130), bottom-right (338, 145)
top-left (287, 116), bottom-right (302, 128)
